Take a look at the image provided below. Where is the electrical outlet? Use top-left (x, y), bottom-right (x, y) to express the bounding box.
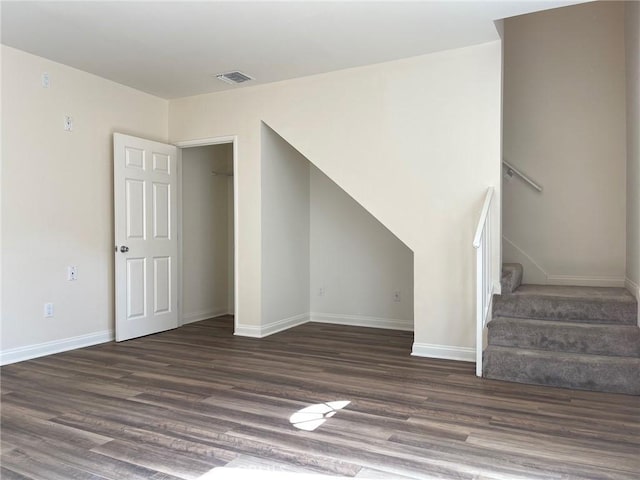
top-left (393, 291), bottom-right (401, 302)
top-left (44, 303), bottom-right (54, 318)
top-left (42, 72), bottom-right (50, 88)
top-left (68, 266), bottom-right (77, 281)
top-left (319, 287), bottom-right (325, 296)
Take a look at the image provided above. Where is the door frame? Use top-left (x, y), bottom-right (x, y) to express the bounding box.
top-left (175, 136), bottom-right (239, 332)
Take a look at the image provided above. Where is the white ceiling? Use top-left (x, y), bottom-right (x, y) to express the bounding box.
top-left (1, 1), bottom-right (582, 99)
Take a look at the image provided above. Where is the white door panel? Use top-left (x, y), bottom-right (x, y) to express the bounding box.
top-left (114, 133), bottom-right (178, 341)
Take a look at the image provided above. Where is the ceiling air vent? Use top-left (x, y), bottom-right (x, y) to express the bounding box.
top-left (215, 71), bottom-right (254, 85)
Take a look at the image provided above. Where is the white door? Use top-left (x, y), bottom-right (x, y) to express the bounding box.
top-left (114, 133), bottom-right (178, 341)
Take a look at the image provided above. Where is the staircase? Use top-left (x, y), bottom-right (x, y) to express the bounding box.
top-left (483, 263), bottom-right (640, 395)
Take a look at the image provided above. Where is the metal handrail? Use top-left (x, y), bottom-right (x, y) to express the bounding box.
top-left (503, 160), bottom-right (543, 192)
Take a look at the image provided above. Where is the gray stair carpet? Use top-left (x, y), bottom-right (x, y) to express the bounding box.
top-left (493, 284), bottom-right (637, 325)
top-left (501, 263), bottom-right (523, 294)
top-left (489, 317), bottom-right (640, 357)
top-left (485, 267), bottom-right (640, 395)
top-left (483, 346), bottom-right (640, 395)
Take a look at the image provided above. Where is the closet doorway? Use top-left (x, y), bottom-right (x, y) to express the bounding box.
top-left (177, 137), bottom-right (237, 329)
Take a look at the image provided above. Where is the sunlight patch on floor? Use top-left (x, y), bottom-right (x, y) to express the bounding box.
top-left (289, 400), bottom-right (351, 431)
top-left (197, 402), bottom-right (353, 478)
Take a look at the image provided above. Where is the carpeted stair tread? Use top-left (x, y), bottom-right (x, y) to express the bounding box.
top-left (493, 285), bottom-right (637, 324)
top-left (509, 284), bottom-right (636, 302)
top-left (489, 317), bottom-right (640, 357)
top-left (483, 345), bottom-right (640, 395)
top-left (501, 263), bottom-right (523, 294)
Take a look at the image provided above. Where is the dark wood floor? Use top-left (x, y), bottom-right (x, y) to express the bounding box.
top-left (1, 317), bottom-right (639, 480)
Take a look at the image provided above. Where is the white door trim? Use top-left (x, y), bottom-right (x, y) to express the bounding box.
top-left (175, 136), bottom-right (236, 148)
top-left (175, 136), bottom-right (239, 333)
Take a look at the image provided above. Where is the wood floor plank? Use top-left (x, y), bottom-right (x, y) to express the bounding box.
top-left (90, 439), bottom-right (223, 480)
top-left (390, 430), bottom-right (635, 480)
top-left (227, 425), bottom-right (474, 480)
top-left (1, 413), bottom-right (113, 450)
top-left (355, 467), bottom-right (419, 479)
top-left (0, 465), bottom-right (34, 480)
top-left (1, 448), bottom-right (110, 480)
top-left (0, 433), bottom-right (173, 480)
top-left (1, 316), bottom-right (638, 480)
top-left (0, 402), bottom-right (58, 422)
top-left (51, 413), bottom-right (238, 464)
top-left (465, 429), bottom-right (639, 473)
top-left (223, 453), bottom-right (338, 474)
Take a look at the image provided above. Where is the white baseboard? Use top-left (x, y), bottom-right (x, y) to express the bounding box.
top-left (233, 324), bottom-right (261, 338)
top-left (546, 275), bottom-right (626, 288)
top-left (1, 330), bottom-right (114, 366)
top-left (411, 342), bottom-right (475, 362)
top-left (181, 307), bottom-right (229, 325)
top-left (310, 312), bottom-right (413, 331)
top-left (235, 312), bottom-right (413, 338)
top-left (235, 312), bottom-right (309, 338)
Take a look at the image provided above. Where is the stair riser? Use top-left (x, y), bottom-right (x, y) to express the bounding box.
top-left (483, 349), bottom-right (640, 395)
top-left (488, 320), bottom-right (640, 357)
top-left (493, 296), bottom-right (637, 324)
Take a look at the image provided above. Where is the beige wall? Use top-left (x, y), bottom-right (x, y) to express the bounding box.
top-left (503, 1), bottom-right (627, 286)
top-left (169, 41), bottom-right (502, 354)
top-left (626, 0), bottom-right (640, 296)
top-left (253, 126), bottom-right (416, 334)
top-left (1, 46), bottom-right (168, 355)
top-left (310, 166), bottom-right (413, 329)
top-left (181, 144), bottom-right (232, 323)
top-left (259, 124), bottom-right (310, 334)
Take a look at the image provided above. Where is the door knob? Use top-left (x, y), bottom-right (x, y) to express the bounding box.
top-left (120, 246), bottom-right (129, 253)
